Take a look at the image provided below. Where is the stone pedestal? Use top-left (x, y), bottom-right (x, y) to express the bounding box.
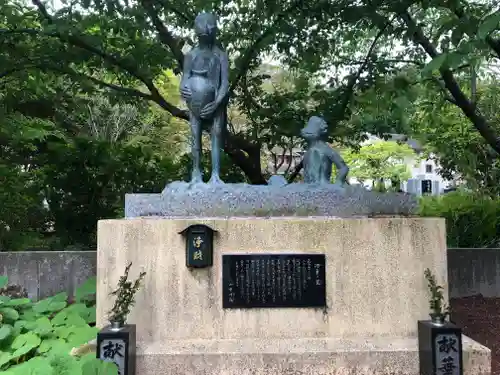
top-left (97, 217), bottom-right (490, 375)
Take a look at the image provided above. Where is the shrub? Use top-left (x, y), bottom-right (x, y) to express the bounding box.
top-left (419, 191), bottom-right (500, 248)
top-left (0, 276), bottom-right (117, 375)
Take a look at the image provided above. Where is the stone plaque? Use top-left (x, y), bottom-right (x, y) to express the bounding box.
top-left (222, 254), bottom-right (326, 308)
top-left (434, 333), bottom-right (461, 375)
top-left (99, 338), bottom-right (126, 375)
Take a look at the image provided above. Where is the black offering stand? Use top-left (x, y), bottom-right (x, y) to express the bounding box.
top-left (418, 268), bottom-right (463, 375)
top-left (96, 262), bottom-right (146, 375)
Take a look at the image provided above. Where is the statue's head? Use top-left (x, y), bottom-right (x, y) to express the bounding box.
top-left (301, 116), bottom-right (328, 141)
top-left (194, 12), bottom-right (218, 45)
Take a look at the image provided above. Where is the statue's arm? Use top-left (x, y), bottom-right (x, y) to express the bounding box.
top-left (215, 50), bottom-right (230, 107)
top-left (329, 148), bottom-right (349, 184)
top-left (180, 51), bottom-right (193, 89)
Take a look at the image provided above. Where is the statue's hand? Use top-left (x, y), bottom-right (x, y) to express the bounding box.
top-left (200, 101), bottom-right (217, 119)
top-left (180, 86), bottom-right (192, 100)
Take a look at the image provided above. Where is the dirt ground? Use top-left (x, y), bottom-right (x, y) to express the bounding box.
top-left (450, 295), bottom-right (500, 375)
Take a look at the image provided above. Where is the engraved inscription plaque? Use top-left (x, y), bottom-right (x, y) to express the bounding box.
top-left (222, 254), bottom-right (326, 308)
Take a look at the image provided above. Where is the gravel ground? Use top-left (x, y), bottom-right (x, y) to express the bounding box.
top-left (450, 295), bottom-right (500, 375)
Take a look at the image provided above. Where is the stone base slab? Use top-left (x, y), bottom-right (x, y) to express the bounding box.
top-left (125, 182), bottom-right (418, 218)
top-left (136, 336), bottom-right (490, 375)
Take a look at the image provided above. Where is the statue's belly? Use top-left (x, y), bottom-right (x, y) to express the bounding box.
top-left (188, 75), bottom-right (216, 118)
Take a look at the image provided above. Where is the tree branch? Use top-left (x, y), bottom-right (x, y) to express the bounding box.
top-left (29, 0), bottom-right (178, 116)
top-left (139, 0), bottom-right (185, 69)
top-left (400, 10), bottom-right (500, 154)
top-left (24, 0), bottom-right (268, 184)
top-left (227, 0), bottom-right (305, 99)
top-left (156, 0), bottom-right (194, 24)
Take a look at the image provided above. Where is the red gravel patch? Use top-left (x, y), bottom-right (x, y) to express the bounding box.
top-left (450, 295), bottom-right (500, 375)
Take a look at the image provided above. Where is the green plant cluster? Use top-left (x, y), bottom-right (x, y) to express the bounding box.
top-left (419, 191), bottom-right (500, 248)
top-left (423, 268), bottom-right (449, 319)
top-left (0, 276), bottom-right (117, 375)
top-left (108, 263), bottom-right (146, 324)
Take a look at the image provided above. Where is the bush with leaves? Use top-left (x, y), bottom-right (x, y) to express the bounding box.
top-left (0, 276), bottom-right (117, 375)
top-left (419, 191), bottom-right (500, 248)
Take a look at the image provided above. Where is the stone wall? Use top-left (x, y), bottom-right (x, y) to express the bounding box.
top-left (0, 248), bottom-right (499, 300)
top-left (0, 251), bottom-right (96, 300)
top-left (448, 248), bottom-right (500, 298)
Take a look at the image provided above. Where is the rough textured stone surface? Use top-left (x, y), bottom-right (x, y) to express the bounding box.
top-left (97, 218), bottom-right (447, 339)
top-left (125, 182), bottom-right (418, 218)
top-left (97, 217), bottom-right (490, 375)
top-left (134, 337), bottom-right (490, 375)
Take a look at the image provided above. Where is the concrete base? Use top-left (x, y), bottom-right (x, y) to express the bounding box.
top-left (136, 337), bottom-right (490, 375)
top-left (97, 217), bottom-right (490, 375)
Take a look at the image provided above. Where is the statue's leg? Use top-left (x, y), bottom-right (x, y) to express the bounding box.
top-left (208, 110), bottom-right (224, 185)
top-left (190, 114), bottom-right (203, 184)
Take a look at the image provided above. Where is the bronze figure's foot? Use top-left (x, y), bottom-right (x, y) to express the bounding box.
top-left (208, 174), bottom-right (224, 185)
top-left (190, 171), bottom-right (204, 184)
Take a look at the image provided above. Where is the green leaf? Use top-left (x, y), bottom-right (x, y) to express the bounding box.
top-left (478, 12), bottom-right (500, 39)
top-left (33, 316), bottom-right (53, 336)
top-left (0, 296), bottom-right (10, 304)
top-left (0, 276), bottom-right (8, 288)
top-left (85, 308), bottom-right (96, 324)
top-left (64, 304), bottom-right (96, 324)
top-left (0, 324), bottom-right (13, 340)
top-left (4, 356), bottom-right (54, 375)
top-left (49, 354), bottom-right (81, 375)
top-left (39, 338), bottom-right (73, 357)
top-left (0, 350), bottom-right (12, 368)
top-left (51, 310), bottom-right (68, 326)
top-left (75, 277), bottom-right (96, 302)
top-left (0, 307), bottom-right (20, 322)
top-left (20, 310), bottom-right (41, 321)
top-left (81, 358), bottom-right (119, 375)
top-left (7, 298), bottom-right (31, 307)
top-left (51, 293), bottom-right (68, 303)
top-left (446, 52), bottom-right (465, 69)
top-left (33, 296), bottom-right (67, 314)
top-left (66, 326), bottom-right (99, 347)
top-left (10, 332), bottom-right (42, 359)
top-left (422, 53), bottom-right (447, 74)
top-left (65, 314), bottom-right (87, 327)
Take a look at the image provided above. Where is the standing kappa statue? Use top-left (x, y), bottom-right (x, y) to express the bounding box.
top-left (180, 12), bottom-right (229, 185)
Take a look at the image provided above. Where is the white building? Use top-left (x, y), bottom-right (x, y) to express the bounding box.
top-left (361, 134), bottom-right (458, 195)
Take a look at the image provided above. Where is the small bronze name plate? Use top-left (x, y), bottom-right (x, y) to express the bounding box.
top-left (222, 254), bottom-right (326, 308)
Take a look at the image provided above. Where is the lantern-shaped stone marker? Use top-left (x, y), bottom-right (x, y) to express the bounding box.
top-left (97, 324), bottom-right (136, 375)
top-left (179, 224), bottom-right (217, 268)
top-left (418, 320), bottom-right (463, 375)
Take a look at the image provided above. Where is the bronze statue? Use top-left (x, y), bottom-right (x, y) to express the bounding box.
top-left (300, 116), bottom-right (349, 185)
top-left (180, 12), bottom-right (229, 184)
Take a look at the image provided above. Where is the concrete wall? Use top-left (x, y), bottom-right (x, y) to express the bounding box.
top-left (1, 248), bottom-right (499, 301)
top-left (448, 248), bottom-right (500, 298)
top-left (0, 251), bottom-right (96, 300)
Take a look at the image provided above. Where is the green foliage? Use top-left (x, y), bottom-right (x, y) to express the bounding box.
top-left (0, 276), bottom-right (116, 375)
top-left (40, 136), bottom-right (180, 248)
top-left (424, 268), bottom-right (449, 319)
top-left (419, 191), bottom-right (500, 248)
top-left (411, 79), bottom-right (500, 196)
top-left (340, 141), bottom-right (416, 191)
top-left (0, 0), bottom-right (499, 244)
top-left (108, 263), bottom-right (145, 324)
